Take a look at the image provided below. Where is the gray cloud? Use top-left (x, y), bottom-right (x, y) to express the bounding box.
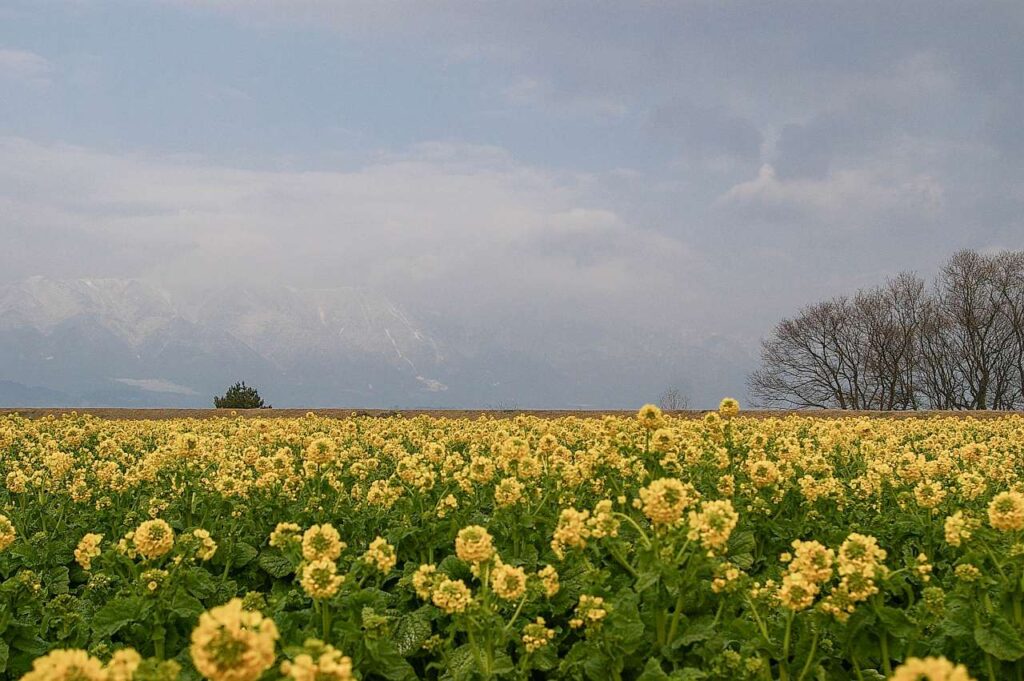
top-left (3, 1), bottom-right (1024, 405)
top-left (0, 137), bottom-right (692, 335)
top-left (647, 100), bottom-right (763, 163)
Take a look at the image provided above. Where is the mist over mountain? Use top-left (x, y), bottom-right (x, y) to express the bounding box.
top-left (0, 277), bottom-right (752, 409)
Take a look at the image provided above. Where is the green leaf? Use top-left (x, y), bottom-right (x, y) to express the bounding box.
top-left (941, 599), bottom-right (973, 639)
top-left (727, 530), bottom-right (756, 558)
top-left (490, 652), bottom-right (515, 675)
top-left (231, 542), bottom-right (258, 568)
top-left (635, 568), bottom-right (660, 592)
top-left (676, 614), bottom-right (716, 648)
top-left (168, 590), bottom-right (205, 619)
top-left (669, 670), bottom-right (708, 680)
top-left (529, 645), bottom-right (558, 671)
top-left (10, 635), bottom-right (48, 655)
top-left (257, 551), bottom-right (295, 578)
top-left (0, 638), bottom-right (9, 674)
top-left (93, 596), bottom-right (149, 638)
top-left (975, 613), bottom-right (1024, 661)
top-left (182, 567), bottom-right (217, 598)
top-left (43, 567), bottom-right (70, 595)
top-left (365, 637), bottom-right (417, 680)
top-left (607, 591), bottom-right (645, 651)
top-left (637, 658), bottom-right (669, 680)
top-left (439, 645), bottom-right (474, 681)
top-left (391, 609), bottom-right (432, 657)
top-left (877, 606), bottom-right (916, 639)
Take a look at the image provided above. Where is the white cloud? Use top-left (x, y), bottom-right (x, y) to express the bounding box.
top-left (718, 163), bottom-right (944, 229)
top-left (114, 378), bottom-right (199, 395)
top-left (0, 48), bottom-right (52, 87)
top-left (0, 136), bottom-right (692, 331)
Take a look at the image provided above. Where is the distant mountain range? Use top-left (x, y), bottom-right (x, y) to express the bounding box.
top-left (0, 277), bottom-right (754, 408)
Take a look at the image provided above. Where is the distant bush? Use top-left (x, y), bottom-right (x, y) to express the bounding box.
top-left (214, 381), bottom-right (269, 409)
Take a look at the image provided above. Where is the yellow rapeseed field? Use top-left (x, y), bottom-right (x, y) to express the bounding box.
top-left (1, 402), bottom-right (1021, 680)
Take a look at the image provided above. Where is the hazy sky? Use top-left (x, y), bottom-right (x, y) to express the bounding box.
top-left (2, 1), bottom-right (1023, 350)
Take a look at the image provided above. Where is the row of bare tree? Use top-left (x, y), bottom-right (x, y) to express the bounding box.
top-left (749, 250), bottom-right (1024, 410)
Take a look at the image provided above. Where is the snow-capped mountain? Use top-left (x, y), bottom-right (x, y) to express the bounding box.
top-left (0, 277), bottom-right (453, 407)
top-left (0, 277), bottom-right (755, 408)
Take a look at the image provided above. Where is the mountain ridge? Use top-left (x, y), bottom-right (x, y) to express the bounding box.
top-left (0, 277), bottom-right (754, 408)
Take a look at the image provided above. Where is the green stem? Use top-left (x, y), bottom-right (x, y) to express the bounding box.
top-left (879, 630), bottom-right (892, 678)
top-left (468, 629), bottom-right (488, 676)
top-left (152, 624), bottom-right (166, 660)
top-left (985, 654), bottom-right (997, 681)
top-left (666, 591), bottom-right (686, 643)
top-left (613, 512), bottom-right (652, 548)
top-left (779, 610), bottom-right (794, 681)
top-left (609, 544), bottom-right (638, 578)
top-left (503, 595), bottom-right (528, 633)
top-left (321, 600), bottom-right (331, 640)
top-left (745, 596), bottom-right (771, 642)
top-left (797, 629), bottom-right (818, 681)
top-left (655, 608), bottom-right (667, 647)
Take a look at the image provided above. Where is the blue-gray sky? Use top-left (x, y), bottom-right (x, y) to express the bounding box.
top-left (2, 1), bottom-right (1023, 392)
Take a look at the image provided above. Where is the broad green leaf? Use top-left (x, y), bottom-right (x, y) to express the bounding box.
top-left (257, 551), bottom-right (295, 578)
top-left (637, 658), bottom-right (670, 680)
top-left (392, 609), bottom-right (432, 657)
top-left (93, 597), bottom-right (149, 638)
top-left (168, 590), bottom-right (205, 619)
top-left (975, 613), bottom-right (1024, 661)
top-left (231, 542), bottom-right (259, 568)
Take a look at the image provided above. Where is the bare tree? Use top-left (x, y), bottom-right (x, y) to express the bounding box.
top-left (749, 298), bottom-right (860, 409)
top-left (853, 272), bottom-right (926, 410)
top-left (992, 251), bottom-right (1024, 408)
top-left (749, 252), bottom-right (1024, 411)
top-left (658, 387), bottom-right (689, 411)
top-left (920, 250), bottom-right (1020, 409)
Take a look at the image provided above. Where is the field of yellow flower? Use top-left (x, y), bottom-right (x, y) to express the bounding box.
top-left (0, 402), bottom-right (1020, 680)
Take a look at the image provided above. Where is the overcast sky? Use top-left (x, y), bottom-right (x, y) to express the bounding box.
top-left (2, 1), bottom-right (1023, 353)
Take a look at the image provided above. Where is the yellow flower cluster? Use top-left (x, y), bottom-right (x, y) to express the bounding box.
top-left (455, 525), bottom-right (495, 565)
top-left (302, 524), bottom-right (345, 562)
top-left (888, 656), bottom-right (975, 681)
top-left (637, 478), bottom-right (699, 528)
top-left (17, 648), bottom-right (145, 681)
top-left (431, 578), bottom-right (473, 614)
top-left (718, 397), bottom-right (740, 418)
top-left (636, 404), bottom-right (664, 430)
top-left (686, 499), bottom-right (739, 553)
top-left (280, 639), bottom-right (354, 681)
top-left (269, 522), bottom-right (302, 548)
top-left (190, 598), bottom-right (279, 681)
top-left (0, 513), bottom-right (15, 551)
top-left (361, 536), bottom-right (397, 573)
top-left (300, 559), bottom-right (344, 600)
top-left (819, 533), bottom-right (887, 621)
top-left (944, 511), bottom-right (974, 547)
top-left (537, 565), bottom-right (560, 597)
top-left (19, 649), bottom-right (108, 681)
top-left (521, 617), bottom-right (556, 652)
top-left (491, 562), bottom-right (528, 601)
top-left (569, 594), bottom-right (608, 631)
top-left (987, 491), bottom-right (1024, 532)
top-left (74, 532), bottom-right (103, 571)
top-left (778, 540), bottom-right (834, 611)
top-left (550, 508), bottom-right (591, 558)
top-left (192, 529), bottom-right (218, 561)
top-left (412, 564), bottom-right (440, 600)
top-left (133, 519), bottom-right (174, 560)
